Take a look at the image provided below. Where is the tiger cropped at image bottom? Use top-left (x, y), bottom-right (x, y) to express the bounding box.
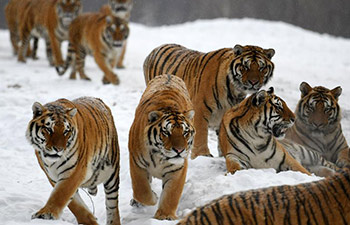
top-left (14, 0), bottom-right (82, 67)
top-left (219, 87), bottom-right (339, 177)
top-left (56, 11), bottom-right (129, 85)
top-left (177, 168), bottom-right (350, 225)
top-left (143, 44), bottom-right (275, 159)
top-left (100, 0), bottom-right (133, 68)
top-left (26, 97), bottom-right (121, 225)
top-left (128, 74), bottom-right (195, 220)
top-left (285, 81), bottom-right (350, 167)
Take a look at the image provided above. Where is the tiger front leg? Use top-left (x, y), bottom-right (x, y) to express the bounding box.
top-left (94, 53), bottom-right (120, 85)
top-left (32, 166), bottom-right (86, 221)
top-left (130, 157), bottom-right (158, 206)
top-left (116, 41), bottom-right (127, 69)
top-left (75, 49), bottom-right (91, 81)
top-left (283, 152), bottom-right (311, 175)
top-left (47, 32), bottom-right (64, 67)
top-left (155, 162), bottom-right (188, 220)
top-left (191, 113), bottom-right (212, 159)
top-left (67, 192), bottom-right (98, 225)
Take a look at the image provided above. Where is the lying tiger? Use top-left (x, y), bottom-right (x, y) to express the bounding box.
top-left (56, 12), bottom-right (129, 84)
top-left (144, 44), bottom-right (275, 159)
top-left (219, 87), bottom-right (339, 177)
top-left (177, 167), bottom-right (350, 225)
top-left (26, 97), bottom-right (121, 225)
top-left (128, 74), bottom-right (195, 220)
top-left (16, 0), bottom-right (81, 66)
top-left (285, 82), bottom-right (350, 167)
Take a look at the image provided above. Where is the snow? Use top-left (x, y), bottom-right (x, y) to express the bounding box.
top-left (1, 18), bottom-right (350, 225)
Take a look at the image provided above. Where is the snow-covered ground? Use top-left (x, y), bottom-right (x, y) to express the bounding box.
top-left (1, 18), bottom-right (350, 225)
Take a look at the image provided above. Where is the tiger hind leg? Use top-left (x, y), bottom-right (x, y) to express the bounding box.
top-left (76, 49), bottom-right (91, 81)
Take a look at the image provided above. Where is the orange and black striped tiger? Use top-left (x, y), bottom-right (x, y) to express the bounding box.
top-left (144, 44), bottom-right (275, 159)
top-left (285, 82), bottom-right (350, 167)
top-left (177, 168), bottom-right (350, 225)
top-left (128, 74), bottom-right (195, 220)
top-left (100, 0), bottom-right (133, 68)
top-left (56, 12), bottom-right (129, 84)
top-left (17, 0), bottom-right (81, 67)
top-left (219, 87), bottom-right (339, 177)
top-left (26, 97), bottom-right (121, 225)
top-left (5, 0), bottom-right (38, 59)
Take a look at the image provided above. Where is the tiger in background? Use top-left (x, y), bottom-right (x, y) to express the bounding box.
top-left (219, 87), bottom-right (339, 177)
top-left (26, 97), bottom-right (121, 225)
top-left (55, 12), bottom-right (129, 85)
top-left (176, 167), bottom-right (350, 225)
top-left (128, 75), bottom-right (195, 220)
top-left (100, 0), bottom-right (133, 68)
top-left (4, 0), bottom-right (38, 59)
top-left (17, 0), bottom-right (81, 67)
top-left (144, 44), bottom-right (275, 159)
top-left (285, 81), bottom-right (350, 167)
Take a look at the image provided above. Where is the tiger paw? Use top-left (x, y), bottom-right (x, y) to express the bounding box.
top-left (31, 210), bottom-right (57, 220)
top-left (154, 209), bottom-right (177, 220)
top-left (55, 66), bottom-right (66, 76)
top-left (130, 199), bottom-right (144, 208)
top-left (102, 75), bottom-right (120, 85)
top-left (116, 64), bottom-right (125, 69)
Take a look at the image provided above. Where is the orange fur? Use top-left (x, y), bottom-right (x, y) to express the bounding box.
top-left (128, 75), bottom-right (195, 220)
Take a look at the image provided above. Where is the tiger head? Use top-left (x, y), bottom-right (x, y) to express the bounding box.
top-left (231, 45), bottom-right (275, 93)
top-left (108, 0), bottom-right (133, 18)
top-left (250, 87), bottom-right (295, 139)
top-left (296, 81), bottom-right (342, 133)
top-left (26, 102), bottom-right (78, 162)
top-left (146, 110), bottom-right (195, 164)
top-left (57, 0), bottom-right (82, 28)
top-left (105, 16), bottom-right (129, 48)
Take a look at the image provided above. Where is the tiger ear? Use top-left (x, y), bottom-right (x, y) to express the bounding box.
top-left (252, 90), bottom-right (267, 106)
top-left (331, 86), bottom-right (342, 100)
top-left (67, 108), bottom-right (77, 118)
top-left (148, 111), bottom-right (162, 123)
top-left (299, 82), bottom-right (312, 98)
top-left (264, 48), bottom-right (275, 59)
top-left (184, 110), bottom-right (195, 120)
top-left (267, 87), bottom-right (274, 94)
top-left (233, 44), bottom-right (244, 56)
top-left (32, 102), bottom-right (45, 118)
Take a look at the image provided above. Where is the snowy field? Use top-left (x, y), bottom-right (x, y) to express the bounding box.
top-left (1, 18), bottom-right (350, 225)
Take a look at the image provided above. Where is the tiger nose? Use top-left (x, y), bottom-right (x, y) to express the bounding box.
top-left (173, 147), bottom-right (185, 153)
top-left (248, 79), bottom-right (259, 86)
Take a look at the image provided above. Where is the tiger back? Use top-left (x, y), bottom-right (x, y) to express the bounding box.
top-left (17, 0), bottom-right (81, 67)
top-left (143, 44), bottom-right (275, 159)
top-left (285, 81), bottom-right (350, 167)
top-left (128, 74), bottom-right (195, 220)
top-left (56, 12), bottom-right (129, 85)
top-left (177, 168), bottom-right (350, 225)
top-left (26, 97), bottom-right (121, 225)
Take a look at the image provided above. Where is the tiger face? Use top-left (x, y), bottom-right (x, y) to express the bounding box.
top-left (108, 0), bottom-right (133, 18)
top-left (297, 81), bottom-right (342, 132)
top-left (26, 102), bottom-right (77, 161)
top-left (232, 45), bottom-right (275, 93)
top-left (147, 110), bottom-right (195, 164)
top-left (57, 0), bottom-right (82, 28)
top-left (105, 16), bottom-right (129, 48)
top-left (252, 87), bottom-right (295, 139)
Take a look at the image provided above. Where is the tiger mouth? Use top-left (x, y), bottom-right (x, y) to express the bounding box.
top-left (114, 6), bottom-right (128, 12)
top-left (43, 151), bottom-right (61, 159)
top-left (113, 42), bottom-right (123, 47)
top-left (272, 125), bottom-right (289, 139)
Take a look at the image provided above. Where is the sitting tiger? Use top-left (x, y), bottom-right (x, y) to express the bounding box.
top-left (128, 74), bottom-right (195, 220)
top-left (143, 44), bottom-right (275, 159)
top-left (26, 97), bottom-right (121, 225)
top-left (285, 82), bottom-right (350, 167)
top-left (177, 167), bottom-right (350, 225)
top-left (219, 87), bottom-right (339, 177)
top-left (5, 0), bottom-right (38, 59)
top-left (56, 12), bottom-right (129, 85)
top-left (17, 0), bottom-right (82, 67)
top-left (100, 0), bottom-right (133, 68)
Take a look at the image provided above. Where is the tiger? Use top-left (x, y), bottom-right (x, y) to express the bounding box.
top-left (26, 97), bottom-right (121, 225)
top-left (100, 0), bottom-right (133, 68)
top-left (218, 87), bottom-right (339, 177)
top-left (17, 0), bottom-right (82, 67)
top-left (4, 0), bottom-right (38, 59)
top-left (143, 44), bottom-right (275, 159)
top-left (285, 81), bottom-right (350, 167)
top-left (176, 167), bottom-right (350, 225)
top-left (128, 74), bottom-right (195, 220)
top-left (55, 12), bottom-right (129, 85)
